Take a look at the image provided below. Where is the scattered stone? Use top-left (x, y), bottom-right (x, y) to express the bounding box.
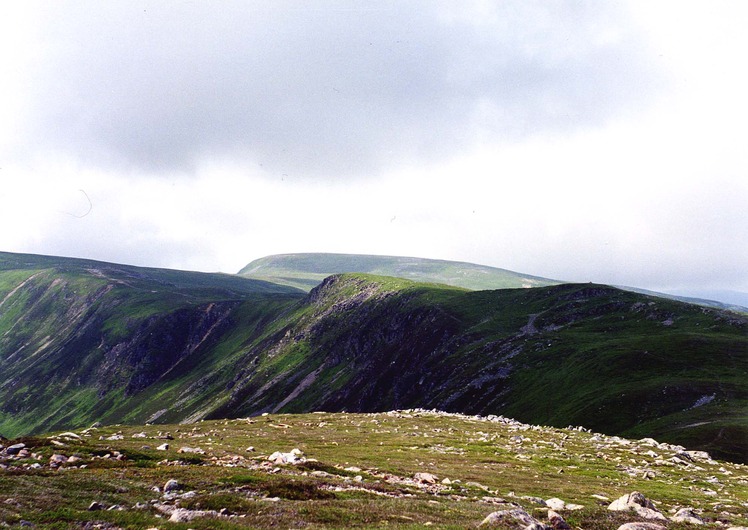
top-left (169, 507), bottom-right (218, 522)
top-left (548, 510), bottom-right (571, 530)
top-left (87, 501), bottom-right (105, 511)
top-left (49, 454), bottom-right (68, 466)
top-left (545, 498), bottom-right (565, 511)
top-left (268, 449), bottom-right (305, 464)
top-left (414, 472), bottom-right (438, 484)
top-left (480, 507), bottom-right (541, 528)
top-left (608, 492), bottom-right (667, 521)
top-left (246, 446), bottom-right (255, 452)
top-left (617, 524), bottom-right (666, 530)
top-left (672, 507), bottom-right (704, 524)
top-left (163, 479), bottom-right (180, 493)
top-left (591, 493), bottom-right (610, 502)
top-left (56, 432), bottom-right (82, 441)
top-left (177, 446), bottom-right (205, 454)
top-left (156, 443), bottom-right (169, 451)
top-left (6, 443), bottom-right (26, 455)
top-left (685, 450), bottom-right (711, 461)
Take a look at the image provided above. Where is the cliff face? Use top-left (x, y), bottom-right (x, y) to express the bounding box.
top-left (1, 253), bottom-right (747, 463)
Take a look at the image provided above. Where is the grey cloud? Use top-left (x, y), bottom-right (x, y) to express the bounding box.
top-left (24, 1), bottom-right (664, 177)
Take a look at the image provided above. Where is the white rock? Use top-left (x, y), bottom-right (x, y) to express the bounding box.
top-left (156, 443), bottom-right (169, 451)
top-left (608, 492), bottom-right (667, 521)
top-left (479, 507), bottom-right (540, 527)
top-left (672, 508), bottom-right (704, 525)
top-left (545, 498), bottom-right (565, 511)
top-left (169, 507), bottom-right (216, 522)
top-left (414, 472), bottom-right (438, 484)
top-left (163, 479), bottom-right (179, 493)
top-left (617, 524), bottom-right (666, 530)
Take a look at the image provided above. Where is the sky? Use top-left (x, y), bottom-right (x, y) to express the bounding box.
top-left (1, 1), bottom-right (747, 302)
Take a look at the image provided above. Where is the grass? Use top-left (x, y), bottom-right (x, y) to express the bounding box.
top-left (1, 410), bottom-right (746, 529)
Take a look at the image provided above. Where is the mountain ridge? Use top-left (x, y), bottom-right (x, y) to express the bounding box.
top-left (240, 252), bottom-right (748, 313)
top-left (0, 251), bottom-right (746, 463)
top-left (238, 252), bottom-right (560, 292)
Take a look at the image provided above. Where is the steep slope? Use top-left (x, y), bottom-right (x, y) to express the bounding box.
top-left (1, 252), bottom-right (746, 463)
top-left (238, 252), bottom-right (560, 291)
top-left (212, 275), bottom-right (748, 462)
top-left (0, 251), bottom-right (304, 435)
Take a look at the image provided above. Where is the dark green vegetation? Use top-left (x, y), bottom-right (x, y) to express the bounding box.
top-left (1, 251), bottom-right (747, 465)
top-left (238, 252), bottom-right (560, 291)
top-left (1, 411), bottom-right (747, 529)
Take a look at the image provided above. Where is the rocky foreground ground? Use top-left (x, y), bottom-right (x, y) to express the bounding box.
top-left (1, 409), bottom-right (747, 529)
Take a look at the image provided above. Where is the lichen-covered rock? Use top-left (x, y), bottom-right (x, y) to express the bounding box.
top-left (480, 507), bottom-right (541, 528)
top-left (548, 510), bottom-right (571, 530)
top-left (608, 491), bottom-right (667, 521)
top-left (414, 472), bottom-right (438, 484)
top-left (617, 524), bottom-right (666, 530)
top-left (672, 507), bottom-right (704, 525)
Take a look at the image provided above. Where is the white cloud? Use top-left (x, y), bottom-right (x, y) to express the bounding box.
top-left (0, 1), bottom-right (746, 297)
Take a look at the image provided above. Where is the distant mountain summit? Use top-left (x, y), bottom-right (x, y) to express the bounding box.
top-left (238, 253), bottom-right (560, 292)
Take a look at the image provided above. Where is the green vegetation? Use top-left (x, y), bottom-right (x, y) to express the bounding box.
top-left (0, 411), bottom-right (746, 528)
top-left (1, 251), bottom-right (747, 466)
top-left (238, 252), bottom-right (560, 291)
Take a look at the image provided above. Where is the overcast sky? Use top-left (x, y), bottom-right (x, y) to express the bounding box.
top-left (1, 1), bottom-right (746, 299)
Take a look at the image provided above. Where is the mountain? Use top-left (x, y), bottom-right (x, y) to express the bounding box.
top-left (238, 252), bottom-right (560, 291)
top-left (0, 251), bottom-right (304, 436)
top-left (1, 251), bottom-right (747, 463)
top-left (240, 252), bottom-right (748, 313)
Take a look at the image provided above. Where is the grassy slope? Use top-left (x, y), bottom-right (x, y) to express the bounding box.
top-left (0, 411), bottom-right (746, 529)
top-left (238, 252), bottom-right (560, 291)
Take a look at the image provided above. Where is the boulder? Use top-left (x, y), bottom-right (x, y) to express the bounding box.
top-left (414, 472), bottom-right (438, 484)
top-left (608, 492), bottom-right (667, 521)
top-left (480, 507), bottom-right (541, 528)
top-left (49, 454), bottom-right (68, 466)
top-left (169, 507), bottom-right (217, 522)
top-left (548, 510), bottom-right (571, 530)
top-left (617, 524), bottom-right (666, 530)
top-left (6, 443), bottom-right (25, 455)
top-left (163, 479), bottom-right (180, 493)
top-left (672, 507), bottom-right (704, 525)
top-left (545, 498), bottom-right (565, 511)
